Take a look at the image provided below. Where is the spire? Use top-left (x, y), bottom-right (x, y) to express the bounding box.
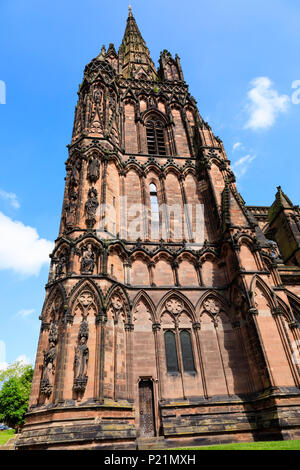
top-left (119, 7), bottom-right (157, 80)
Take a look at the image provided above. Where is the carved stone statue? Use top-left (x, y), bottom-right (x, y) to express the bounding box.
top-left (55, 250), bottom-right (68, 278)
top-left (94, 88), bottom-right (102, 103)
top-left (73, 321), bottom-right (89, 394)
top-left (40, 323), bottom-right (58, 398)
top-left (85, 188), bottom-right (99, 228)
top-left (64, 192), bottom-right (77, 230)
top-left (87, 156), bottom-right (100, 183)
top-left (81, 244), bottom-right (95, 274)
top-left (268, 240), bottom-right (281, 260)
top-left (69, 160), bottom-right (81, 188)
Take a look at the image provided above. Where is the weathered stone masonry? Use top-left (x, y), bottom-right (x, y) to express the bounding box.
top-left (17, 7), bottom-right (300, 450)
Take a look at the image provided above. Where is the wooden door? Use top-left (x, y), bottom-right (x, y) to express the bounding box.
top-left (138, 380), bottom-right (155, 437)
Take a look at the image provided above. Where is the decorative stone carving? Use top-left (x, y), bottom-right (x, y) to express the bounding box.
top-left (73, 320), bottom-right (89, 394)
top-left (40, 323), bottom-right (58, 398)
top-left (81, 244), bottom-right (96, 274)
top-left (73, 290), bottom-right (97, 319)
top-left (267, 240), bottom-right (282, 261)
top-left (64, 192), bottom-right (77, 230)
top-left (254, 288), bottom-right (269, 310)
top-left (78, 292), bottom-right (94, 309)
top-left (85, 188), bottom-right (99, 228)
top-left (94, 88), bottom-right (102, 103)
top-left (203, 297), bottom-right (221, 315)
top-left (87, 156), bottom-right (100, 183)
top-left (111, 295), bottom-right (123, 311)
top-left (109, 294), bottom-right (126, 324)
top-left (165, 297), bottom-right (184, 315)
top-left (55, 249), bottom-right (69, 278)
top-left (70, 160), bottom-right (81, 189)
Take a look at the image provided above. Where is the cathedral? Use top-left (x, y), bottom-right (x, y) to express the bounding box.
top-left (16, 8), bottom-right (300, 450)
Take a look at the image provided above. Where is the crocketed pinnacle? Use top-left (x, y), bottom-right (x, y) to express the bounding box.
top-left (119, 7), bottom-right (157, 80)
top-left (268, 186), bottom-right (294, 224)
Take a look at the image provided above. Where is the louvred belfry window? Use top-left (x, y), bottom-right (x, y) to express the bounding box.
top-left (146, 117), bottom-right (167, 156)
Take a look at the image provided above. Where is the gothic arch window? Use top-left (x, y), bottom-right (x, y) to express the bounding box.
top-left (180, 330), bottom-right (196, 373)
top-left (146, 117), bottom-right (167, 155)
top-left (150, 183), bottom-right (159, 237)
top-left (164, 331), bottom-right (179, 373)
top-left (164, 329), bottom-right (196, 374)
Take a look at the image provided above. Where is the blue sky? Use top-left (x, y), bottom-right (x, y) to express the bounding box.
top-left (0, 0), bottom-right (299, 368)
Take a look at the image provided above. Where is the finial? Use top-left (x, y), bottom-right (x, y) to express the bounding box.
top-left (128, 3), bottom-right (133, 16)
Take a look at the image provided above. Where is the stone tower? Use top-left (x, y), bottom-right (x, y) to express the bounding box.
top-left (17, 8), bottom-right (300, 450)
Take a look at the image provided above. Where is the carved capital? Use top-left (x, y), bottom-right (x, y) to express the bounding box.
top-left (272, 307), bottom-right (282, 317)
top-left (248, 307), bottom-right (259, 316)
top-left (125, 323), bottom-right (134, 332)
top-left (152, 323), bottom-right (161, 332)
top-left (96, 313), bottom-right (107, 325)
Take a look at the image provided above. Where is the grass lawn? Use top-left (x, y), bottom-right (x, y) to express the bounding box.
top-left (0, 430), bottom-right (15, 446)
top-left (173, 440), bottom-right (300, 450)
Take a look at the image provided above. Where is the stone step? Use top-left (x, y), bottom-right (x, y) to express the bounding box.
top-left (136, 437), bottom-right (166, 450)
top-left (0, 437), bottom-right (16, 451)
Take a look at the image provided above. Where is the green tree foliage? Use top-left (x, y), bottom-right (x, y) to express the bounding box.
top-left (0, 361), bottom-right (33, 429)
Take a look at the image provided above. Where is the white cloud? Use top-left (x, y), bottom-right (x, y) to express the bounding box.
top-left (232, 154), bottom-right (256, 178)
top-left (0, 189), bottom-right (20, 209)
top-left (0, 211), bottom-right (54, 276)
top-left (16, 355), bottom-right (32, 366)
top-left (16, 309), bottom-right (35, 318)
top-left (233, 142), bottom-right (243, 152)
top-left (0, 342), bottom-right (33, 372)
top-left (244, 77), bottom-right (290, 130)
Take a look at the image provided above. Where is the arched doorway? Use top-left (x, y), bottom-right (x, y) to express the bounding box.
top-left (138, 379), bottom-right (155, 437)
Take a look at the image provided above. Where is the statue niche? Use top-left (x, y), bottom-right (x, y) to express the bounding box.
top-left (85, 187), bottom-right (99, 228)
top-left (73, 320), bottom-right (89, 395)
top-left (64, 192), bottom-right (78, 230)
top-left (87, 155), bottom-right (100, 184)
top-left (69, 160), bottom-right (81, 189)
top-left (55, 249), bottom-right (69, 279)
top-left (81, 244), bottom-right (96, 275)
top-left (40, 322), bottom-right (59, 398)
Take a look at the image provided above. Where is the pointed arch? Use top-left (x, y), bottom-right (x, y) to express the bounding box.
top-left (106, 284), bottom-right (131, 323)
top-left (68, 278), bottom-right (104, 315)
top-left (42, 284), bottom-right (67, 322)
top-left (276, 295), bottom-right (294, 323)
top-left (141, 108), bottom-right (168, 126)
top-left (157, 290), bottom-right (196, 323)
top-left (196, 290), bottom-right (230, 322)
top-left (132, 290), bottom-right (156, 319)
top-left (249, 275), bottom-right (276, 312)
